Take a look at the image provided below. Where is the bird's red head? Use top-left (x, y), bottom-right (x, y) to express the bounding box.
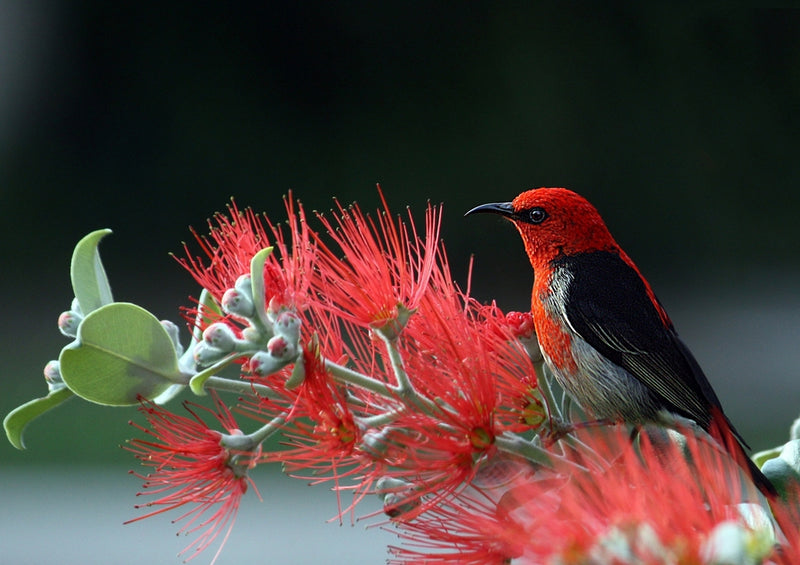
top-left (466, 187), bottom-right (620, 270)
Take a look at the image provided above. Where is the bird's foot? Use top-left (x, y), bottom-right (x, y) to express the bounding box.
top-left (541, 417), bottom-right (620, 447)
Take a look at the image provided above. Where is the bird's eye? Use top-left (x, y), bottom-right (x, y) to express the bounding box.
top-left (528, 207), bottom-right (547, 224)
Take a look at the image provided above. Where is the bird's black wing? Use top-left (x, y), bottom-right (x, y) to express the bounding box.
top-left (555, 251), bottom-right (733, 436)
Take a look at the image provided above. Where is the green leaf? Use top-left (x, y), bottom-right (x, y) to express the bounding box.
top-left (189, 353), bottom-right (245, 396)
top-left (250, 246), bottom-right (274, 329)
top-left (71, 229), bottom-right (114, 314)
top-left (4, 387), bottom-right (74, 449)
top-left (59, 302), bottom-right (186, 406)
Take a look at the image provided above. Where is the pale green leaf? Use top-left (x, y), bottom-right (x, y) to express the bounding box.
top-left (250, 247), bottom-right (274, 329)
top-left (4, 387), bottom-right (74, 449)
top-left (59, 302), bottom-right (185, 406)
top-left (70, 229), bottom-right (114, 314)
top-left (189, 353), bottom-right (244, 396)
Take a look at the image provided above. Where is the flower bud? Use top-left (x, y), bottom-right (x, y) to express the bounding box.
top-left (267, 335), bottom-right (295, 359)
top-left (248, 350), bottom-right (287, 377)
top-left (203, 322), bottom-right (237, 351)
top-left (192, 341), bottom-right (227, 366)
top-left (70, 297), bottom-right (83, 316)
top-left (267, 295), bottom-right (288, 319)
top-left (43, 360), bottom-right (63, 388)
top-left (222, 288), bottom-right (254, 318)
top-left (589, 523), bottom-right (662, 562)
top-left (791, 415), bottom-right (800, 441)
top-left (241, 326), bottom-right (264, 344)
top-left (382, 492), bottom-right (421, 518)
top-left (58, 310), bottom-right (82, 338)
top-left (160, 320), bottom-right (183, 356)
top-left (360, 428), bottom-right (396, 461)
top-left (234, 273), bottom-right (253, 295)
top-left (375, 477), bottom-right (420, 518)
top-left (472, 454), bottom-right (531, 489)
top-left (272, 310), bottom-right (301, 343)
top-left (375, 476), bottom-right (411, 494)
top-left (505, 311), bottom-right (535, 340)
top-left (503, 311), bottom-right (542, 361)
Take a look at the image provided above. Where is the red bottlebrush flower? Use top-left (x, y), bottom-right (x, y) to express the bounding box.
top-left (533, 428), bottom-right (796, 562)
top-left (387, 486), bottom-right (529, 565)
top-left (393, 427), bottom-right (793, 564)
top-left (406, 291), bottom-right (540, 435)
top-left (176, 196), bottom-right (314, 311)
top-left (310, 186), bottom-right (443, 331)
top-left (359, 287), bottom-right (541, 516)
top-left (267, 336), bottom-right (375, 518)
top-left (125, 396), bottom-right (260, 564)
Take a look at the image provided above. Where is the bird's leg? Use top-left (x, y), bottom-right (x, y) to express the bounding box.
top-left (540, 416), bottom-right (619, 447)
top-left (539, 416), bottom-right (573, 447)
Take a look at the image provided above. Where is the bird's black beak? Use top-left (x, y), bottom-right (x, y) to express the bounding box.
top-left (464, 201), bottom-right (515, 218)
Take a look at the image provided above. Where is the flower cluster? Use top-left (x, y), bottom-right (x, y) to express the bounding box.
top-left (125, 395), bottom-right (260, 563)
top-left (389, 427), bottom-right (796, 564)
top-left (125, 186), bottom-right (547, 561)
top-left (20, 185), bottom-right (799, 564)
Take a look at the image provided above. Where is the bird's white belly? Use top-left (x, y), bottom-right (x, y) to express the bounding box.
top-left (544, 333), bottom-right (662, 423)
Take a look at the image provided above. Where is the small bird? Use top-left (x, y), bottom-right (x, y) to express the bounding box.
top-left (466, 187), bottom-right (775, 497)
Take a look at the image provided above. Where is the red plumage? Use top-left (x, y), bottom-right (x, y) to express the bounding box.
top-left (467, 187), bottom-right (775, 497)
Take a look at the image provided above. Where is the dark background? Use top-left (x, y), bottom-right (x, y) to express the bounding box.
top-left (2, 4), bottom-right (800, 466)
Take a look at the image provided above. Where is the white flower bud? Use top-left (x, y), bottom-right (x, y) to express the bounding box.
top-left (160, 320), bottom-right (183, 356)
top-left (234, 274), bottom-right (253, 295)
top-left (248, 350), bottom-right (286, 377)
top-left (374, 476), bottom-right (420, 518)
top-left (58, 310), bottom-right (82, 338)
top-left (203, 323), bottom-right (237, 351)
top-left (192, 341), bottom-right (227, 366)
top-left (360, 428), bottom-right (393, 460)
top-left (222, 288), bottom-right (254, 318)
top-left (69, 297), bottom-right (83, 316)
top-left (241, 326), bottom-right (264, 344)
top-left (273, 310), bottom-right (301, 343)
top-left (381, 492), bottom-right (421, 518)
top-left (267, 335), bottom-right (296, 359)
top-left (43, 360), bottom-right (63, 388)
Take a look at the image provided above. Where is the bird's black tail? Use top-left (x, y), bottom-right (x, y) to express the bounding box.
top-left (708, 406), bottom-right (777, 499)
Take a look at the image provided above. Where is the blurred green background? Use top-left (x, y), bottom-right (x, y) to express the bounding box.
top-left (2, 3), bottom-right (800, 563)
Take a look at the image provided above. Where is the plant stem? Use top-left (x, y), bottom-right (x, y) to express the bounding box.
top-left (325, 359), bottom-right (394, 397)
top-left (535, 361), bottom-right (562, 421)
top-left (495, 432), bottom-right (588, 472)
top-left (356, 409), bottom-right (405, 430)
top-left (204, 375), bottom-right (282, 400)
top-left (221, 413), bottom-right (286, 451)
top-left (378, 331), bottom-right (413, 394)
top-left (379, 333), bottom-right (442, 415)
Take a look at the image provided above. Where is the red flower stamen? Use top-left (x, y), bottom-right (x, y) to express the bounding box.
top-left (310, 185), bottom-right (442, 329)
top-left (125, 396), bottom-right (260, 564)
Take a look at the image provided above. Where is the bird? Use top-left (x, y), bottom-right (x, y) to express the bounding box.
top-left (466, 187), bottom-right (775, 497)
